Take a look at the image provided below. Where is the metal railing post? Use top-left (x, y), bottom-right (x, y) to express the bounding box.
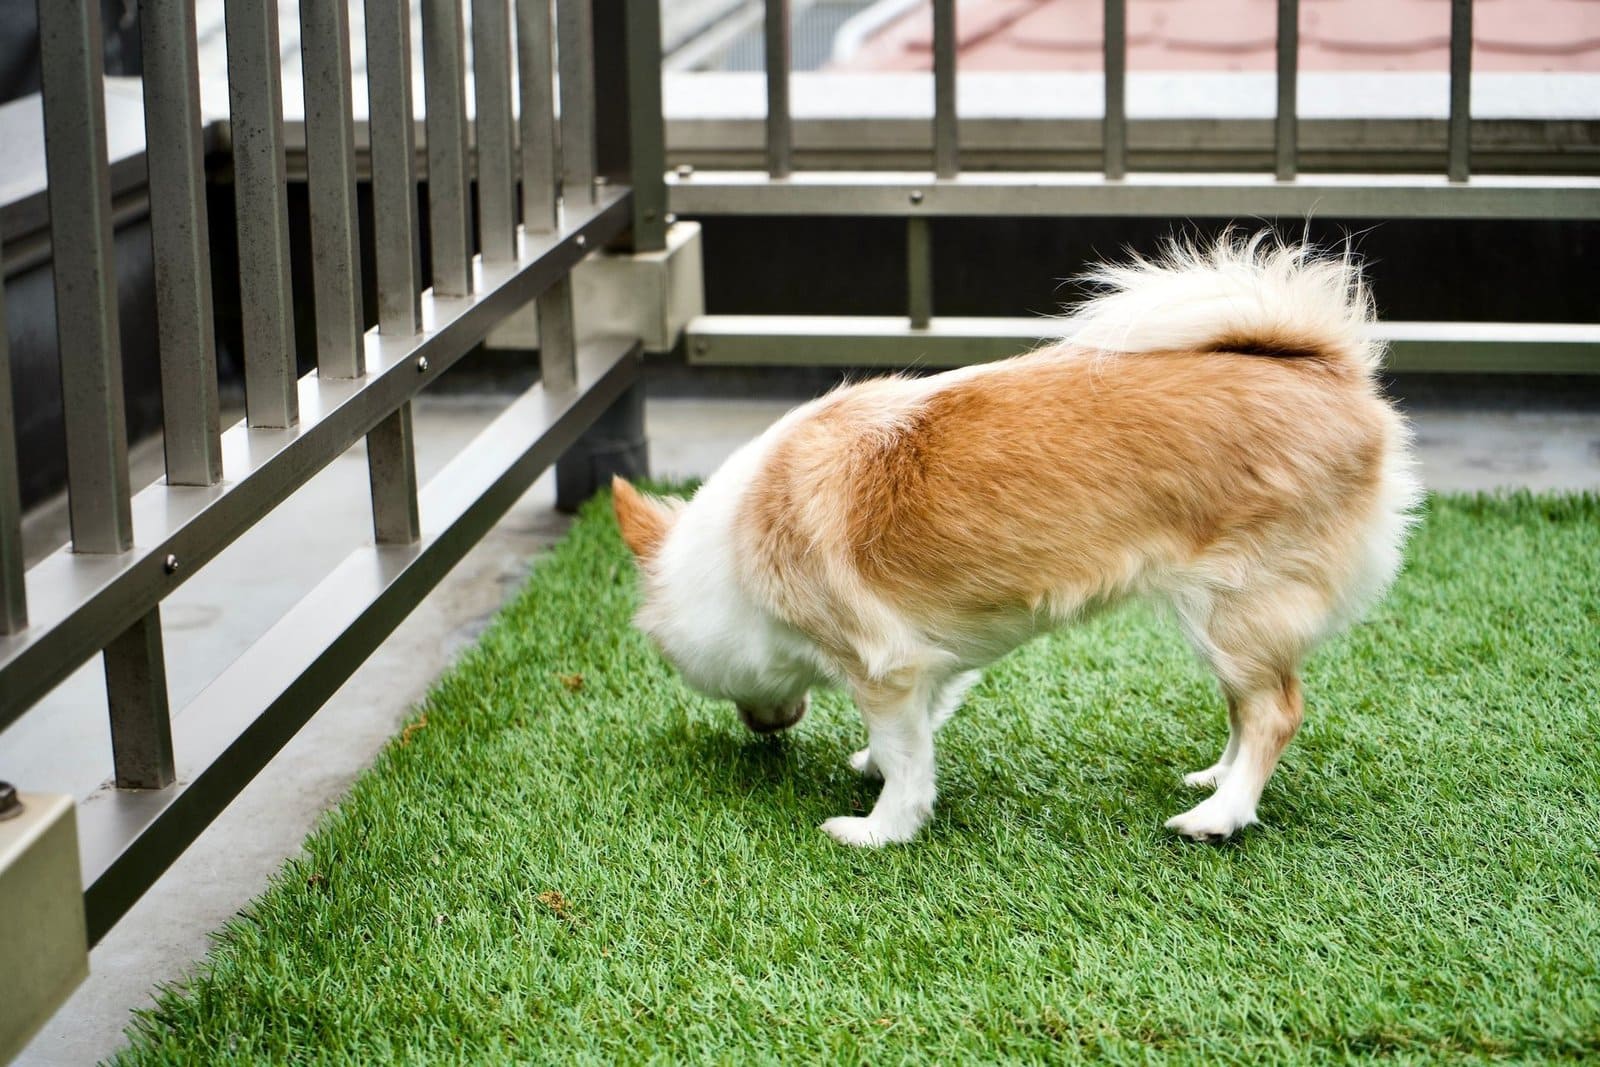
top-left (1276, 0), bottom-right (1299, 181)
top-left (1448, 0), bottom-right (1473, 182)
top-left (365, 0), bottom-right (424, 334)
top-left (423, 0), bottom-right (476, 294)
top-left (224, 0), bottom-right (300, 427)
top-left (473, 0), bottom-right (519, 262)
top-left (764, 0), bottom-right (792, 177)
top-left (537, 277), bottom-right (580, 393)
top-left (105, 609), bottom-right (176, 789)
top-left (933, 0), bottom-right (957, 178)
top-left (140, 0), bottom-right (225, 482)
top-left (0, 263), bottom-right (23, 634)
top-left (558, 0), bottom-right (599, 205)
top-left (36, 0), bottom-right (134, 553)
top-left (367, 404), bottom-right (422, 545)
top-left (907, 218), bottom-right (932, 328)
top-left (300, 0), bottom-right (366, 378)
top-left (1103, 0), bottom-right (1126, 179)
top-left (516, 0), bottom-right (560, 235)
top-left (593, 0), bottom-right (668, 251)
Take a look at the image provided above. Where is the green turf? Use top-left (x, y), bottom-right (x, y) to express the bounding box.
top-left (113, 492), bottom-right (1600, 1065)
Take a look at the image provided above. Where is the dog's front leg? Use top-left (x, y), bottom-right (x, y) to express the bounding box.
top-left (823, 675), bottom-right (937, 847)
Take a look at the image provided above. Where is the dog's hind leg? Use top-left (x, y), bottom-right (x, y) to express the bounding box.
top-left (1181, 692), bottom-right (1241, 790)
top-left (826, 672), bottom-right (940, 846)
top-left (850, 669), bottom-right (978, 780)
top-left (1166, 583), bottom-right (1322, 841)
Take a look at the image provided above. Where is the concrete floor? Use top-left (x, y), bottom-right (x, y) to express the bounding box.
top-left (7, 390), bottom-right (1600, 1065)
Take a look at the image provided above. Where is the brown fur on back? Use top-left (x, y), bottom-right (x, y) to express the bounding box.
top-left (739, 345), bottom-right (1399, 654)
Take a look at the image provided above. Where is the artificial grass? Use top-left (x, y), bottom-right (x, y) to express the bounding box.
top-left (115, 492), bottom-right (1600, 1065)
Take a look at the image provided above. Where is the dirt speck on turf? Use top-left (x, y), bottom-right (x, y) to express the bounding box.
top-left (557, 672), bottom-right (585, 692)
top-left (398, 713), bottom-right (429, 746)
top-left (539, 890), bottom-right (580, 926)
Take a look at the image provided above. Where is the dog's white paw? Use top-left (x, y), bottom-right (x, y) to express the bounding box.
top-left (1181, 764), bottom-right (1230, 790)
top-left (1165, 797), bottom-right (1257, 843)
top-left (847, 747), bottom-right (882, 779)
top-left (820, 815), bottom-right (915, 847)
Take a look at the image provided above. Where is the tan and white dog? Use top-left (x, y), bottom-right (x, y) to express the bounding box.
top-left (614, 233), bottom-right (1419, 847)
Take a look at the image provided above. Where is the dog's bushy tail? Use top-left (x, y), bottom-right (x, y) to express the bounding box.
top-left (1066, 230), bottom-right (1380, 371)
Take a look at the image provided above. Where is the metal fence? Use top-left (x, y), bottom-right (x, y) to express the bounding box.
top-left (669, 0), bottom-right (1600, 370)
top-left (0, 0), bottom-right (665, 953)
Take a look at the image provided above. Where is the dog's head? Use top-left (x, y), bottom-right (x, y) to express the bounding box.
top-left (612, 476), bottom-right (812, 733)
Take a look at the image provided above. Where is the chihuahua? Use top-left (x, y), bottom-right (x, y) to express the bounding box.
top-left (614, 232), bottom-right (1419, 846)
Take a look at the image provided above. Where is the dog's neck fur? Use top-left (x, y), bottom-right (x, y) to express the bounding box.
top-left (638, 432), bottom-right (826, 708)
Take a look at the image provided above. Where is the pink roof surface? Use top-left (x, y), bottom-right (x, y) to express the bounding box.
top-left (834, 0), bottom-right (1600, 72)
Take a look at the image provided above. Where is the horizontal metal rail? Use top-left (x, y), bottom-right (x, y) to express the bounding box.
top-left (0, 188), bottom-right (631, 729)
top-left (80, 337), bottom-right (643, 944)
top-left (686, 315), bottom-right (1600, 374)
top-left (668, 171), bottom-right (1600, 219)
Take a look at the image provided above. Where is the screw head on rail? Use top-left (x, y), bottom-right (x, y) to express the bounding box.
top-left (163, 554), bottom-right (180, 575)
top-left (909, 190), bottom-right (925, 205)
top-left (575, 234), bottom-right (588, 249)
top-left (665, 213), bottom-right (678, 226)
top-left (675, 164), bottom-right (694, 179)
top-left (417, 356), bottom-right (430, 374)
top-left (0, 781), bottom-right (21, 821)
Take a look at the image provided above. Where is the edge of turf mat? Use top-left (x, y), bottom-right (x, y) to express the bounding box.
top-left (114, 492), bottom-right (1600, 1064)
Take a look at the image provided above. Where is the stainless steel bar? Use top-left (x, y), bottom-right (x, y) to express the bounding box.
top-left (1276, 0), bottom-right (1298, 181)
top-left (537, 274), bottom-right (578, 392)
top-left (620, 0), bottom-right (668, 251)
top-left (473, 0), bottom-right (518, 262)
top-left (300, 0), bottom-right (366, 377)
top-left (763, 0), bottom-right (792, 177)
top-left (684, 314), bottom-right (1600, 373)
top-left (932, 0), bottom-right (957, 178)
top-left (79, 338), bottom-right (643, 945)
top-left (907, 217), bottom-right (932, 328)
top-left (140, 0), bottom-right (224, 484)
top-left (1102, 0), bottom-right (1126, 179)
top-left (365, 0), bottom-right (424, 334)
top-left (0, 189), bottom-right (632, 731)
top-left (558, 0), bottom-right (599, 204)
top-left (225, 0), bottom-right (300, 427)
top-left (665, 171), bottom-right (1600, 219)
top-left (422, 0), bottom-right (475, 295)
top-left (104, 608), bottom-right (175, 790)
top-left (1448, 0), bottom-right (1473, 182)
top-left (0, 272), bottom-right (23, 634)
top-left (515, 0), bottom-right (559, 234)
top-left (366, 402), bottom-right (421, 544)
top-left (36, 0), bottom-right (134, 553)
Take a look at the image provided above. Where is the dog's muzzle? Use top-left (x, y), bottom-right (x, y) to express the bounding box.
top-left (737, 693), bottom-right (808, 734)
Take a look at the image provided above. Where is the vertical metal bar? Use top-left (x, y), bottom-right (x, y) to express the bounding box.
top-left (558, 0), bottom-right (598, 204)
top-left (608, 0), bottom-right (665, 251)
top-left (300, 0), bottom-right (366, 377)
top-left (225, 0), bottom-right (300, 428)
top-left (423, 0), bottom-right (475, 294)
top-left (0, 270), bottom-right (24, 634)
top-left (1275, 0), bottom-right (1299, 180)
top-left (907, 217), bottom-right (932, 328)
top-left (140, 0), bottom-right (224, 484)
top-left (1448, 0), bottom-right (1473, 182)
top-left (932, 0), bottom-right (957, 178)
top-left (516, 0), bottom-right (559, 234)
top-left (763, 0), bottom-right (792, 177)
top-left (473, 0), bottom-right (518, 261)
top-left (36, 0), bottom-right (134, 554)
top-left (365, 0), bottom-right (424, 334)
top-left (104, 608), bottom-right (176, 790)
top-left (537, 276), bottom-right (578, 393)
top-left (1103, 0), bottom-right (1126, 179)
top-left (367, 403), bottom-right (421, 544)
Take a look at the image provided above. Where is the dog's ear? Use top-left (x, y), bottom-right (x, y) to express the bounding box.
top-left (611, 477), bottom-right (674, 562)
